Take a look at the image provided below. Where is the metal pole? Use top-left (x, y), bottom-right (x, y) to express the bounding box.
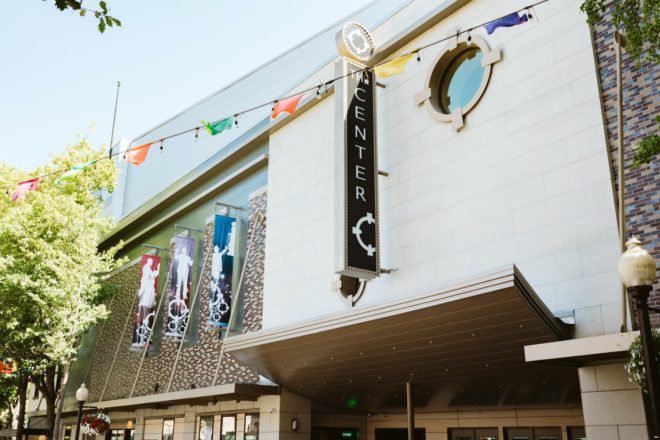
top-left (108, 81), bottom-right (121, 158)
top-left (406, 382), bottom-right (415, 440)
top-left (614, 31), bottom-right (628, 332)
top-left (166, 241), bottom-right (213, 392)
top-left (629, 286), bottom-right (660, 439)
top-left (213, 214), bottom-right (263, 385)
top-left (99, 286), bottom-right (140, 401)
top-left (74, 401), bottom-right (84, 440)
top-left (130, 262), bottom-right (174, 397)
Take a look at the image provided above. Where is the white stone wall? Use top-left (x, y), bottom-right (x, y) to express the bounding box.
top-left (264, 0), bottom-right (620, 336)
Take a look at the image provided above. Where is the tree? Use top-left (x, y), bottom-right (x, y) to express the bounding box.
top-left (581, 0), bottom-right (659, 65)
top-left (50, 1), bottom-right (121, 33)
top-left (0, 372), bottom-right (17, 430)
top-left (0, 140), bottom-right (123, 439)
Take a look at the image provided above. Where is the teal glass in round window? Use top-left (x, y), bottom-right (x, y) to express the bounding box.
top-left (438, 48), bottom-right (485, 114)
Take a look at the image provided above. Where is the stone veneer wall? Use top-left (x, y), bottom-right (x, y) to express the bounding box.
top-left (591, 7), bottom-right (659, 326)
top-left (85, 192), bottom-right (267, 401)
top-left (243, 190), bottom-right (267, 333)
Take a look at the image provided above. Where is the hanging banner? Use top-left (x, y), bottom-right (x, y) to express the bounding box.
top-left (131, 255), bottom-right (161, 349)
top-left (208, 214), bottom-right (237, 328)
top-left (334, 57), bottom-right (380, 280)
top-left (165, 235), bottom-right (196, 339)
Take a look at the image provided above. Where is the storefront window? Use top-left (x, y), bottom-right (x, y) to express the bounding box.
top-left (108, 429), bottom-right (125, 440)
top-left (199, 416), bottom-right (214, 440)
top-left (221, 415), bottom-right (236, 440)
top-left (162, 419), bottom-right (175, 440)
top-left (245, 414), bottom-right (259, 440)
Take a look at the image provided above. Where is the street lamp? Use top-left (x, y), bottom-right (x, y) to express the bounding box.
top-left (618, 237), bottom-right (659, 439)
top-left (74, 383), bottom-right (89, 440)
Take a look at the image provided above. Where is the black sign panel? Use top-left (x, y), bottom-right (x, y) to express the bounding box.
top-left (342, 61), bottom-right (379, 277)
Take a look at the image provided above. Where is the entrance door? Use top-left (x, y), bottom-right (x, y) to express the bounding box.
top-left (375, 428), bottom-right (425, 440)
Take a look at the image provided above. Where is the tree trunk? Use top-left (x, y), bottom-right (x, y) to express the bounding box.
top-left (52, 360), bottom-right (72, 440)
top-left (15, 372), bottom-right (28, 440)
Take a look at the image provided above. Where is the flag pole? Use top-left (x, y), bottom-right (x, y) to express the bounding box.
top-left (108, 81), bottom-right (121, 158)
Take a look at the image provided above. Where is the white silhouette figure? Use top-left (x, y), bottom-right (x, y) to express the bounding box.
top-left (174, 247), bottom-right (193, 300)
top-left (211, 245), bottom-right (228, 281)
top-left (138, 258), bottom-right (159, 308)
top-left (226, 222), bottom-right (237, 257)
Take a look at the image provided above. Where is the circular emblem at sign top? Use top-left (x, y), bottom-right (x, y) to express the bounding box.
top-left (336, 21), bottom-right (375, 62)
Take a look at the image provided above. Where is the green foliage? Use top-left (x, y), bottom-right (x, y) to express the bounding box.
top-left (0, 140), bottom-right (124, 374)
top-left (581, 0), bottom-right (659, 64)
top-left (49, 0), bottom-right (121, 33)
top-left (0, 374), bottom-right (17, 429)
top-left (625, 328), bottom-right (660, 392)
top-left (632, 115), bottom-right (660, 167)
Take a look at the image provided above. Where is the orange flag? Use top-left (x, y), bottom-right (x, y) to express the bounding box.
top-left (271, 94), bottom-right (303, 119)
top-left (124, 143), bottom-right (152, 166)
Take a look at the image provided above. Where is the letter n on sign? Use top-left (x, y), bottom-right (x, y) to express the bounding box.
top-left (334, 58), bottom-right (380, 280)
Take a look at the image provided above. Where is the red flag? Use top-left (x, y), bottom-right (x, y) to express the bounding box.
top-left (0, 361), bottom-right (13, 374)
top-left (124, 143), bottom-right (152, 166)
top-left (11, 178), bottom-right (40, 202)
top-left (271, 94), bottom-right (303, 119)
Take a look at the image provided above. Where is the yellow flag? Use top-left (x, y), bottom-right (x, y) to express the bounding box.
top-left (374, 53), bottom-right (415, 78)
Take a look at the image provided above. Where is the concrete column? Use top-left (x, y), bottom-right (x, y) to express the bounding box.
top-left (579, 363), bottom-right (648, 439)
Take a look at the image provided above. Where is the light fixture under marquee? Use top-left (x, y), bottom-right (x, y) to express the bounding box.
top-left (336, 21), bottom-right (375, 62)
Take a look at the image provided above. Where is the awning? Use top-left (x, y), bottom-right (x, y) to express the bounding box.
top-left (225, 266), bottom-right (579, 412)
top-left (54, 383), bottom-right (279, 415)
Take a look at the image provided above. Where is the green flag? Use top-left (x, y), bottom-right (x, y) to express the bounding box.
top-left (202, 117), bottom-right (233, 136)
top-left (56, 160), bottom-right (96, 186)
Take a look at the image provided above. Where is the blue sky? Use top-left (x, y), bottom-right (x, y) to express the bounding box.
top-left (0, 0), bottom-right (372, 171)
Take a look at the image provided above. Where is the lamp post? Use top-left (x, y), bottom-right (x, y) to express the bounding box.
top-left (74, 383), bottom-right (89, 440)
top-left (618, 237), bottom-right (659, 439)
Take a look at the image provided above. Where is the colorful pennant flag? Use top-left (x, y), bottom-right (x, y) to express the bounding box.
top-left (202, 117), bottom-right (233, 136)
top-left (55, 160), bottom-right (96, 186)
top-left (11, 178), bottom-right (40, 202)
top-left (0, 361), bottom-right (14, 375)
top-left (124, 143), bottom-right (152, 166)
top-left (374, 53), bottom-right (415, 78)
top-left (271, 94), bottom-right (303, 119)
top-left (485, 12), bottom-right (528, 34)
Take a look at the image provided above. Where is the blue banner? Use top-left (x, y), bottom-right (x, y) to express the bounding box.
top-left (208, 214), bottom-right (237, 327)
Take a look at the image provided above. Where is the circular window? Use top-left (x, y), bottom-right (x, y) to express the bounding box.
top-left (417, 35), bottom-right (500, 130)
top-left (438, 47), bottom-right (484, 114)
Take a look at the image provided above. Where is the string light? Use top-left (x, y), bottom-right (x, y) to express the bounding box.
top-left (416, 51), bottom-right (421, 64)
top-left (3, 0), bottom-right (549, 195)
top-left (234, 114), bottom-right (239, 128)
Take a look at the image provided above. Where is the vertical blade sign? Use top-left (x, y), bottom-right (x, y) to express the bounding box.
top-left (335, 59), bottom-right (380, 279)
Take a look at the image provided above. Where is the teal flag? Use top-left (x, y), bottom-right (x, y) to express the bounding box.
top-left (202, 117), bottom-right (233, 136)
top-left (55, 160), bottom-right (96, 186)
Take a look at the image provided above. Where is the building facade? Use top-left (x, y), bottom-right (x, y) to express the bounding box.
top-left (27, 0), bottom-right (658, 439)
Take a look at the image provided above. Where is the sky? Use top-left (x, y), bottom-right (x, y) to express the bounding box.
top-left (0, 0), bottom-right (373, 171)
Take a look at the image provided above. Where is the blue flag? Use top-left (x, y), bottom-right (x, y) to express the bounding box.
top-left (485, 12), bottom-right (528, 35)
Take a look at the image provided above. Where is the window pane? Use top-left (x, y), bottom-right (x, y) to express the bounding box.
top-left (199, 416), bottom-right (214, 440)
top-left (245, 414), bottom-right (260, 440)
top-left (63, 426), bottom-right (72, 440)
top-left (439, 48), bottom-right (484, 113)
top-left (221, 416), bottom-right (236, 440)
top-left (163, 419), bottom-right (175, 440)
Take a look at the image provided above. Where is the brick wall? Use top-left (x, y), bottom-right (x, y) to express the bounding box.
top-left (85, 193), bottom-right (267, 401)
top-left (591, 10), bottom-right (659, 326)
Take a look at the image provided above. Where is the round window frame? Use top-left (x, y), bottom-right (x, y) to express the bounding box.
top-left (416, 33), bottom-right (501, 131)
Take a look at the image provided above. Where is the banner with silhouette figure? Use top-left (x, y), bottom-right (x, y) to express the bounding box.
top-left (165, 235), bottom-right (195, 339)
top-left (208, 214), bottom-right (237, 328)
top-left (131, 255), bottom-right (161, 349)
